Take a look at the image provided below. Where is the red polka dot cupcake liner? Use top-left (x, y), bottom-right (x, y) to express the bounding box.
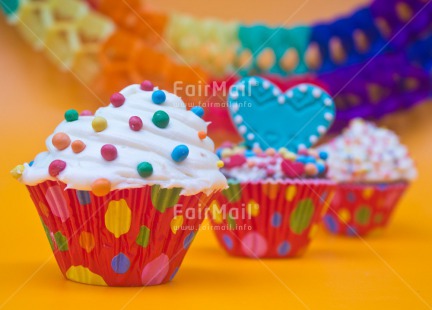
top-left (209, 180), bottom-right (336, 258)
top-left (323, 182), bottom-right (409, 236)
top-left (26, 180), bottom-right (216, 286)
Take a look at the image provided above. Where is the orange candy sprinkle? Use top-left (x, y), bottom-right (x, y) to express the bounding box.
top-left (71, 140), bottom-right (86, 153)
top-left (52, 132), bottom-right (71, 150)
top-left (198, 131), bottom-right (207, 140)
top-left (91, 178), bottom-right (111, 197)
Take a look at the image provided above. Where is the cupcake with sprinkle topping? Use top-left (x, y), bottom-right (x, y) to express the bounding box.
top-left (11, 81), bottom-right (227, 286)
top-left (207, 76), bottom-right (337, 259)
top-left (321, 119), bottom-right (416, 236)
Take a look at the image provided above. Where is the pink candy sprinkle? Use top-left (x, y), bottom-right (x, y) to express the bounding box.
top-left (80, 110), bottom-right (93, 116)
top-left (129, 116), bottom-right (143, 131)
top-left (140, 80), bottom-right (154, 91)
top-left (48, 160), bottom-right (66, 177)
top-left (266, 168), bottom-right (275, 176)
top-left (110, 92), bottom-right (125, 107)
top-left (101, 144), bottom-right (118, 161)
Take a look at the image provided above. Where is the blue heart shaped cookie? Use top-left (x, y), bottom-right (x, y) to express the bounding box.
top-left (227, 77), bottom-right (335, 151)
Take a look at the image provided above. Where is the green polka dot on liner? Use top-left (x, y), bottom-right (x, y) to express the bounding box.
top-left (374, 213), bottom-right (384, 224)
top-left (136, 225), bottom-right (150, 247)
top-left (227, 214), bottom-right (237, 230)
top-left (222, 182), bottom-right (242, 202)
top-left (54, 231), bottom-right (69, 251)
top-left (355, 206), bottom-right (371, 225)
top-left (151, 185), bottom-right (182, 213)
top-left (41, 218), bottom-right (54, 250)
top-left (290, 198), bottom-right (315, 234)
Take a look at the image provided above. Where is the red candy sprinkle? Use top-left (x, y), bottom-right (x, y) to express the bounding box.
top-left (281, 159), bottom-right (305, 178)
top-left (101, 144), bottom-right (118, 161)
top-left (110, 93), bottom-right (125, 107)
top-left (297, 149), bottom-right (309, 156)
top-left (48, 160), bottom-right (66, 177)
top-left (223, 154), bottom-right (247, 169)
top-left (140, 80), bottom-right (154, 91)
top-left (129, 116), bottom-right (143, 131)
top-left (80, 110), bottom-right (93, 116)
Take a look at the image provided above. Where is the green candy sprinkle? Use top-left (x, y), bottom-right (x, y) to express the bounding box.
top-left (64, 109), bottom-right (79, 122)
top-left (137, 162), bottom-right (153, 177)
top-left (152, 110), bottom-right (170, 128)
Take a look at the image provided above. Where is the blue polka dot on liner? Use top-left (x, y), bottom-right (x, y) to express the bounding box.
top-left (111, 253), bottom-right (130, 274)
top-left (278, 241), bottom-right (291, 256)
top-left (170, 267), bottom-right (179, 281)
top-left (323, 214), bottom-right (338, 233)
top-left (271, 212), bottom-right (282, 228)
top-left (76, 190), bottom-right (91, 205)
top-left (191, 106), bottom-right (204, 118)
top-left (222, 234), bottom-right (234, 250)
top-left (347, 226), bottom-right (357, 236)
top-left (347, 192), bottom-right (356, 203)
top-left (183, 231), bottom-right (195, 249)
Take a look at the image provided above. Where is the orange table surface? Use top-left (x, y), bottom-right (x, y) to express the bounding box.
top-left (1, 0), bottom-right (432, 309)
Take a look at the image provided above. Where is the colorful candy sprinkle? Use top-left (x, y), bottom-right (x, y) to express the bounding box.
top-left (140, 80), bottom-right (154, 91)
top-left (129, 116), bottom-right (143, 131)
top-left (304, 163), bottom-right (318, 176)
top-left (191, 106), bottom-right (204, 118)
top-left (80, 110), bottom-right (93, 116)
top-left (71, 140), bottom-right (86, 153)
top-left (92, 116), bottom-right (107, 132)
top-left (152, 110), bottom-right (170, 128)
top-left (198, 131), bottom-right (207, 140)
top-left (217, 160), bottom-right (224, 168)
top-left (137, 162), bottom-right (153, 177)
top-left (91, 178), bottom-right (111, 196)
top-left (101, 144), bottom-right (118, 161)
top-left (171, 145), bottom-right (189, 162)
top-left (64, 109), bottom-right (79, 122)
top-left (110, 93), bottom-right (125, 107)
top-left (52, 132), bottom-right (71, 150)
top-left (48, 160), bottom-right (66, 177)
top-left (152, 90), bottom-right (166, 104)
top-left (10, 165), bottom-right (25, 179)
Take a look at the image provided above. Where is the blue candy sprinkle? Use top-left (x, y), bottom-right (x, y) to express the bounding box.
top-left (316, 162), bottom-right (326, 174)
top-left (216, 148), bottom-right (223, 158)
top-left (171, 145), bottom-right (189, 162)
top-left (29, 160), bottom-right (34, 167)
top-left (305, 156), bottom-right (316, 163)
top-left (191, 106), bottom-right (204, 118)
top-left (111, 253), bottom-right (130, 274)
top-left (295, 155), bottom-right (307, 163)
top-left (319, 151), bottom-right (328, 160)
top-left (152, 90), bottom-right (166, 104)
top-left (244, 150), bottom-right (255, 157)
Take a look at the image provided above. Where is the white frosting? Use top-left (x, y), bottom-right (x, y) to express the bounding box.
top-left (19, 84), bottom-right (228, 196)
top-left (321, 119), bottom-right (417, 183)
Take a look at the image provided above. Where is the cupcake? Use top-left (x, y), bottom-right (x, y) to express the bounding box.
top-left (321, 119), bottom-right (416, 236)
top-left (11, 81), bottom-right (227, 286)
top-left (207, 76), bottom-right (337, 258)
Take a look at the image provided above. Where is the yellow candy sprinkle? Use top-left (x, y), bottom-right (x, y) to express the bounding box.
top-left (217, 160), bottom-right (224, 168)
top-left (92, 116), bottom-right (107, 132)
top-left (11, 165), bottom-right (25, 179)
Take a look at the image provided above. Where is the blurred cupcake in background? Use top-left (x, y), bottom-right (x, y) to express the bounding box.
top-left (208, 76), bottom-right (337, 258)
top-left (210, 144), bottom-right (335, 258)
top-left (11, 81), bottom-right (227, 286)
top-left (321, 118), bottom-right (417, 236)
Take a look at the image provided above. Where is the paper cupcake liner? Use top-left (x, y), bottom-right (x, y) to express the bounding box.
top-left (26, 180), bottom-right (216, 286)
top-left (322, 182), bottom-right (409, 236)
top-left (208, 180), bottom-right (336, 258)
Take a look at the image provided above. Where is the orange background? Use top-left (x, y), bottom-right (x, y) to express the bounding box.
top-left (1, 0), bottom-right (432, 309)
